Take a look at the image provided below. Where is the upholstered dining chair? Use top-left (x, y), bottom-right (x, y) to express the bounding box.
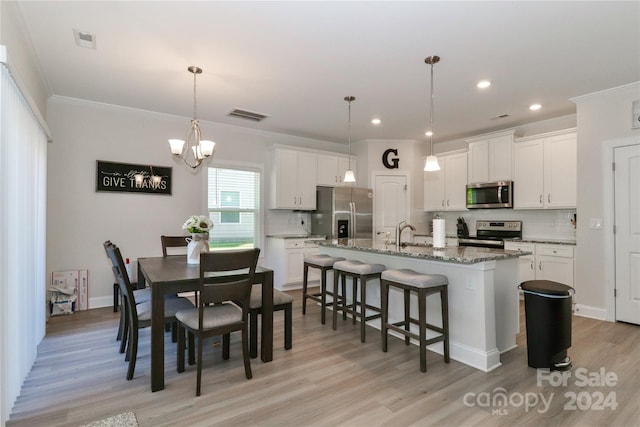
top-left (175, 248), bottom-right (260, 396)
top-left (104, 241), bottom-right (151, 342)
top-left (243, 285), bottom-right (293, 358)
top-left (104, 241), bottom-right (194, 380)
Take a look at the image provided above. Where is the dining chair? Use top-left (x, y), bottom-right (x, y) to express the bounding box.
top-left (175, 248), bottom-right (260, 396)
top-left (161, 235), bottom-right (189, 256)
top-left (243, 285), bottom-right (293, 358)
top-left (103, 241), bottom-right (151, 342)
top-left (104, 241), bottom-right (194, 380)
top-left (161, 235), bottom-right (198, 309)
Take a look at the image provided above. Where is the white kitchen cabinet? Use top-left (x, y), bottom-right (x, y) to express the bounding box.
top-left (505, 242), bottom-right (574, 287)
top-left (466, 130), bottom-right (516, 184)
top-left (513, 129), bottom-right (577, 209)
top-left (424, 151), bottom-right (468, 211)
top-left (271, 148), bottom-right (318, 209)
top-left (266, 237), bottom-right (324, 290)
top-left (317, 154), bottom-right (357, 186)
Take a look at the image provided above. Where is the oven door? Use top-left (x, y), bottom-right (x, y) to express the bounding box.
top-left (466, 181), bottom-right (513, 209)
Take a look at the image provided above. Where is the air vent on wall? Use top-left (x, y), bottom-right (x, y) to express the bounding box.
top-left (73, 29), bottom-right (96, 49)
top-left (227, 108), bottom-right (269, 122)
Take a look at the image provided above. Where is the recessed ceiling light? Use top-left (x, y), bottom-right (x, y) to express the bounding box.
top-left (529, 104), bottom-right (542, 111)
top-left (371, 118), bottom-right (381, 125)
top-left (425, 130), bottom-right (433, 136)
top-left (477, 80), bottom-right (491, 89)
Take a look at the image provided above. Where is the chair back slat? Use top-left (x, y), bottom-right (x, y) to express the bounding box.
top-left (161, 235), bottom-right (189, 257)
top-left (103, 241), bottom-right (140, 331)
top-left (197, 248), bottom-right (260, 311)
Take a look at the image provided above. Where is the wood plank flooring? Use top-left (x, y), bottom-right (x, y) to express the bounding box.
top-left (7, 289), bottom-right (640, 427)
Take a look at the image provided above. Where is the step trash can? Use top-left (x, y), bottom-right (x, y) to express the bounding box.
top-left (519, 280), bottom-right (574, 370)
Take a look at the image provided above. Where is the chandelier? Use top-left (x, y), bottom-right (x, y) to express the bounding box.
top-left (424, 55), bottom-right (441, 172)
top-left (169, 66), bottom-right (215, 169)
top-left (343, 96), bottom-right (356, 183)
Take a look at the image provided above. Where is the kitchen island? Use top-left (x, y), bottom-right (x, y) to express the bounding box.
top-left (316, 239), bottom-right (531, 372)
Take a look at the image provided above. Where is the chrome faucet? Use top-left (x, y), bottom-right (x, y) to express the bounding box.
top-left (396, 221), bottom-right (416, 250)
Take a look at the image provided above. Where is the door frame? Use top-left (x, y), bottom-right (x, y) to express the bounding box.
top-left (603, 137), bottom-right (640, 322)
top-left (371, 170), bottom-right (411, 240)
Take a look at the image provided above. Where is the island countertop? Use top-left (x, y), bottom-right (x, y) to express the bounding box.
top-left (316, 239), bottom-right (531, 264)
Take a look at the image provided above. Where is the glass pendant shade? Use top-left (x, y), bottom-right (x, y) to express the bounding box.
top-left (343, 169), bottom-right (356, 182)
top-left (424, 155), bottom-right (441, 171)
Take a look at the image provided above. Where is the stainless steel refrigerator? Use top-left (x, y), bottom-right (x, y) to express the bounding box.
top-left (311, 186), bottom-right (373, 239)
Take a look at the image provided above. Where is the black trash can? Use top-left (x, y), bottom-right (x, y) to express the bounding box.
top-left (519, 280), bottom-right (574, 370)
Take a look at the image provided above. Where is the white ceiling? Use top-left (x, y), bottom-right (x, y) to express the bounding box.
top-left (16, 1), bottom-right (640, 145)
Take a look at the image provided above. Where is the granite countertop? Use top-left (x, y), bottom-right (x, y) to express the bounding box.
top-left (505, 238), bottom-right (576, 246)
top-left (266, 234), bottom-right (327, 239)
top-left (317, 239), bottom-right (531, 265)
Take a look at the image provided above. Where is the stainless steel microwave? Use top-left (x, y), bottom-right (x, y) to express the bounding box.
top-left (466, 181), bottom-right (513, 209)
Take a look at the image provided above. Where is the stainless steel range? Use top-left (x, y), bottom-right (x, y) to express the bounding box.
top-left (458, 220), bottom-right (522, 249)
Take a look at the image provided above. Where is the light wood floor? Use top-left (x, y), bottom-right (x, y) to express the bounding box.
top-left (8, 289), bottom-right (640, 427)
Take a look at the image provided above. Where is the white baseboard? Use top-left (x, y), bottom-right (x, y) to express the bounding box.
top-left (89, 296), bottom-right (113, 309)
top-left (574, 304), bottom-right (607, 321)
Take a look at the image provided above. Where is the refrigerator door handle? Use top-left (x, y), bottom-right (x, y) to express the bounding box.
top-left (349, 201), bottom-right (356, 238)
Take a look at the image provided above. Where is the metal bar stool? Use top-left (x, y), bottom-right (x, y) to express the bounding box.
top-left (381, 269), bottom-right (450, 372)
top-left (302, 254), bottom-right (345, 325)
top-left (332, 260), bottom-right (385, 343)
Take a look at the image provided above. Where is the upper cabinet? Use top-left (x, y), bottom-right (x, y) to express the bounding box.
top-left (513, 129), bottom-right (577, 209)
top-left (466, 130), bottom-right (517, 184)
top-left (317, 154), bottom-right (357, 187)
top-left (424, 151), bottom-right (468, 211)
top-left (271, 148), bottom-right (318, 210)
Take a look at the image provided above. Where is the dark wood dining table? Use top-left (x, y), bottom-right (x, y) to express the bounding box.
top-left (137, 255), bottom-right (274, 392)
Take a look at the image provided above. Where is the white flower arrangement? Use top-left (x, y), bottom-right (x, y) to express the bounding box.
top-left (182, 215), bottom-right (214, 234)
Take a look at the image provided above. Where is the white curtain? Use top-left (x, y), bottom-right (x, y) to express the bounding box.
top-left (0, 62), bottom-right (47, 425)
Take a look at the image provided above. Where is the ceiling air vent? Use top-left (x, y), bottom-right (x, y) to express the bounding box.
top-left (227, 108), bottom-right (269, 122)
top-left (491, 114), bottom-right (509, 120)
top-left (73, 29), bottom-right (96, 49)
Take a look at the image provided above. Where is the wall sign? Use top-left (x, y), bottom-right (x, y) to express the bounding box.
top-left (96, 160), bottom-right (172, 195)
top-left (382, 148), bottom-right (399, 169)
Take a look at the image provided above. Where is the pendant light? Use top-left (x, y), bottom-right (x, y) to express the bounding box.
top-left (169, 66), bottom-right (216, 169)
top-left (343, 96), bottom-right (356, 183)
top-left (424, 55), bottom-right (441, 172)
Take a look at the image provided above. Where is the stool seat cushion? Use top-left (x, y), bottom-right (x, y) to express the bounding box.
top-left (382, 269), bottom-right (448, 288)
top-left (249, 285), bottom-right (294, 309)
top-left (334, 260), bottom-right (385, 275)
top-left (304, 254), bottom-right (345, 267)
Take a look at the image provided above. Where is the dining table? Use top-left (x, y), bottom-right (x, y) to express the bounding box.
top-left (137, 255), bottom-right (274, 392)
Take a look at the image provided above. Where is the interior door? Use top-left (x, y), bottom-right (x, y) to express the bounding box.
top-left (374, 174), bottom-right (408, 243)
top-left (615, 144), bottom-right (640, 324)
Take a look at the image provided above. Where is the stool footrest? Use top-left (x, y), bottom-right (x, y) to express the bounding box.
top-left (387, 323), bottom-right (446, 345)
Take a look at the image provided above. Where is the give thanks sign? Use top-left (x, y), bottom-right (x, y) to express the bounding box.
top-left (96, 161), bottom-right (172, 195)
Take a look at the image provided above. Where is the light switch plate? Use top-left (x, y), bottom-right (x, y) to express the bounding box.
top-left (589, 218), bottom-right (603, 229)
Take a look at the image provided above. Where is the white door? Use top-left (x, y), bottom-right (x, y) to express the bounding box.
top-left (374, 174), bottom-right (408, 243)
top-left (615, 144), bottom-right (640, 324)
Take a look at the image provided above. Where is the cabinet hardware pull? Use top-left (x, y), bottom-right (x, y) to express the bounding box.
top-left (530, 260), bottom-right (534, 270)
top-left (442, 200), bottom-right (445, 207)
top-left (447, 200), bottom-right (450, 207)
top-left (539, 194), bottom-right (543, 204)
top-left (538, 261), bottom-right (542, 270)
top-left (547, 194), bottom-right (551, 203)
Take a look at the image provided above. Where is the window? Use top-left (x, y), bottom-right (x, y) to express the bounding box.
top-left (207, 166), bottom-right (261, 250)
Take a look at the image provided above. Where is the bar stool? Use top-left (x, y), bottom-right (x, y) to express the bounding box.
top-left (380, 269), bottom-right (450, 372)
top-left (302, 254), bottom-right (345, 325)
top-left (332, 260), bottom-right (385, 343)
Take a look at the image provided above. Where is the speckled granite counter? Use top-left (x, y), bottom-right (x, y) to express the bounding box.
top-left (318, 238), bottom-right (525, 372)
top-left (506, 238), bottom-right (576, 245)
top-left (266, 234), bottom-right (326, 239)
top-left (318, 239), bottom-right (530, 264)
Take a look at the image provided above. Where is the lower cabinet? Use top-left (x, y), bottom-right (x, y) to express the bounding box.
top-left (266, 238), bottom-right (324, 290)
top-left (504, 241), bottom-right (575, 290)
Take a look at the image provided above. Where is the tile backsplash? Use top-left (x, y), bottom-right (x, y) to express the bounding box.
top-left (424, 209), bottom-right (577, 240)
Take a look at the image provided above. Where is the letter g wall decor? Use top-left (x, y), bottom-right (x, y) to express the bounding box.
top-left (382, 148), bottom-right (399, 169)
top-left (96, 160), bottom-right (172, 195)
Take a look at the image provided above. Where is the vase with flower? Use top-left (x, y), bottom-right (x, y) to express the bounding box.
top-left (182, 215), bottom-right (213, 264)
